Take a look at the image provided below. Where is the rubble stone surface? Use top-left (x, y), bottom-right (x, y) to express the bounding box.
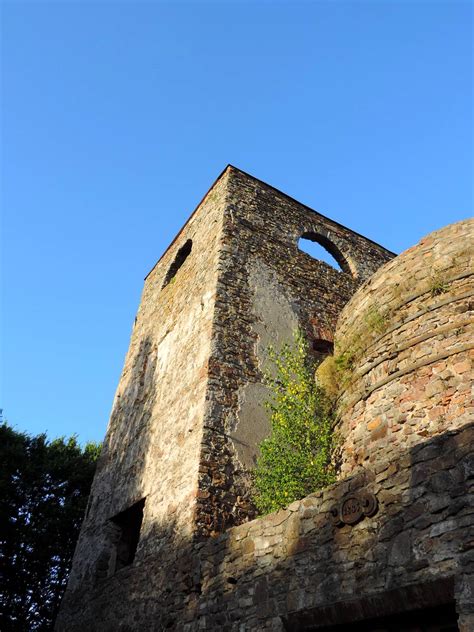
top-left (56, 169), bottom-right (473, 631)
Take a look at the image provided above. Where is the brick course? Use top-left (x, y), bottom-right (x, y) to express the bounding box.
top-left (335, 219), bottom-right (473, 478)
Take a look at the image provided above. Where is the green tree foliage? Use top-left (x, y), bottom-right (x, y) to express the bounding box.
top-left (0, 423), bottom-right (100, 631)
top-left (252, 331), bottom-right (336, 515)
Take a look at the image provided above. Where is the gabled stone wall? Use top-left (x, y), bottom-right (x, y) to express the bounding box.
top-left (196, 167), bottom-right (394, 536)
top-left (60, 170), bottom-right (230, 598)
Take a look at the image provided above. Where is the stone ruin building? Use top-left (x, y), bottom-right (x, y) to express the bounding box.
top-left (56, 166), bottom-right (473, 631)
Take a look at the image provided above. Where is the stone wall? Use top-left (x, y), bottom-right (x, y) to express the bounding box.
top-left (57, 422), bottom-right (474, 631)
top-left (60, 170), bottom-right (229, 597)
top-left (335, 219), bottom-right (474, 478)
top-left (55, 166), bottom-right (401, 631)
top-left (197, 167), bottom-right (394, 536)
top-left (193, 422), bottom-right (474, 631)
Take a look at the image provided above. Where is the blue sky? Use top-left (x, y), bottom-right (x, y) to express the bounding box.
top-left (2, 1), bottom-right (472, 444)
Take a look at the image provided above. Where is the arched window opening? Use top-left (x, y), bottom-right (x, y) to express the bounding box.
top-left (298, 232), bottom-right (351, 275)
top-left (162, 239), bottom-right (192, 288)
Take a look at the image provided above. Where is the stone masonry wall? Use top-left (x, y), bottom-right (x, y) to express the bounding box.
top-left (58, 170), bottom-right (229, 603)
top-left (196, 167), bottom-right (394, 536)
top-left (335, 219), bottom-right (474, 478)
top-left (57, 167), bottom-right (395, 630)
top-left (57, 198), bottom-right (473, 631)
top-left (191, 422), bottom-right (474, 632)
top-left (57, 422), bottom-right (474, 631)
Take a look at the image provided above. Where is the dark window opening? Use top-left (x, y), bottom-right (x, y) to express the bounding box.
top-left (298, 233), bottom-right (351, 275)
top-left (111, 498), bottom-right (145, 571)
top-left (162, 239), bottom-right (192, 288)
top-left (313, 338), bottom-right (334, 355)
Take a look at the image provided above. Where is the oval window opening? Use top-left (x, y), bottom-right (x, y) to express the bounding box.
top-left (298, 233), bottom-right (349, 274)
top-left (162, 239), bottom-right (192, 288)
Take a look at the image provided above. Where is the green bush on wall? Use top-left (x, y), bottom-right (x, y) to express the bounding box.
top-left (252, 330), bottom-right (336, 515)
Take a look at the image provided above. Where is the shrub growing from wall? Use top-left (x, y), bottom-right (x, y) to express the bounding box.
top-left (252, 331), bottom-right (336, 514)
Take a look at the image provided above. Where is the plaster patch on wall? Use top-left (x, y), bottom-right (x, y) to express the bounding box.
top-left (229, 261), bottom-right (299, 469)
top-left (251, 261), bottom-right (300, 371)
top-left (230, 382), bottom-right (269, 469)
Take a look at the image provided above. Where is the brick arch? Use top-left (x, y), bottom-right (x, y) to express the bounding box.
top-left (299, 230), bottom-right (358, 278)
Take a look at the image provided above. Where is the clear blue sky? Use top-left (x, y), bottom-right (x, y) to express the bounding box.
top-left (2, 1), bottom-right (472, 444)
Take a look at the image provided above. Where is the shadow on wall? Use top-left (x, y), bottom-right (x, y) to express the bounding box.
top-left (187, 423), bottom-right (473, 631)
top-left (57, 336), bottom-right (195, 630)
top-left (93, 336), bottom-right (157, 523)
top-left (58, 350), bottom-right (473, 632)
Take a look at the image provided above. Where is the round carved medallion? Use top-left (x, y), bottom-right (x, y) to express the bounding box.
top-left (329, 491), bottom-right (378, 527)
top-left (340, 495), bottom-right (363, 524)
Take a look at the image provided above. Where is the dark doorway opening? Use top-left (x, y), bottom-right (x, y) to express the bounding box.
top-left (282, 579), bottom-right (457, 632)
top-left (310, 602), bottom-right (458, 632)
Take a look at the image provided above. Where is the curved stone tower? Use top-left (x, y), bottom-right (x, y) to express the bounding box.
top-left (335, 219), bottom-right (473, 477)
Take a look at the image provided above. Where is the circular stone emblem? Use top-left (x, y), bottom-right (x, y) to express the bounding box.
top-left (329, 492), bottom-right (378, 527)
top-left (340, 495), bottom-right (363, 525)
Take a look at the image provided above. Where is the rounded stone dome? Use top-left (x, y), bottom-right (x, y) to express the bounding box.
top-left (334, 219), bottom-right (473, 477)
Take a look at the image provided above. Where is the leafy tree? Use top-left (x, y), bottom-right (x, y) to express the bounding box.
top-left (0, 423), bottom-right (100, 631)
top-left (252, 331), bottom-right (336, 514)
